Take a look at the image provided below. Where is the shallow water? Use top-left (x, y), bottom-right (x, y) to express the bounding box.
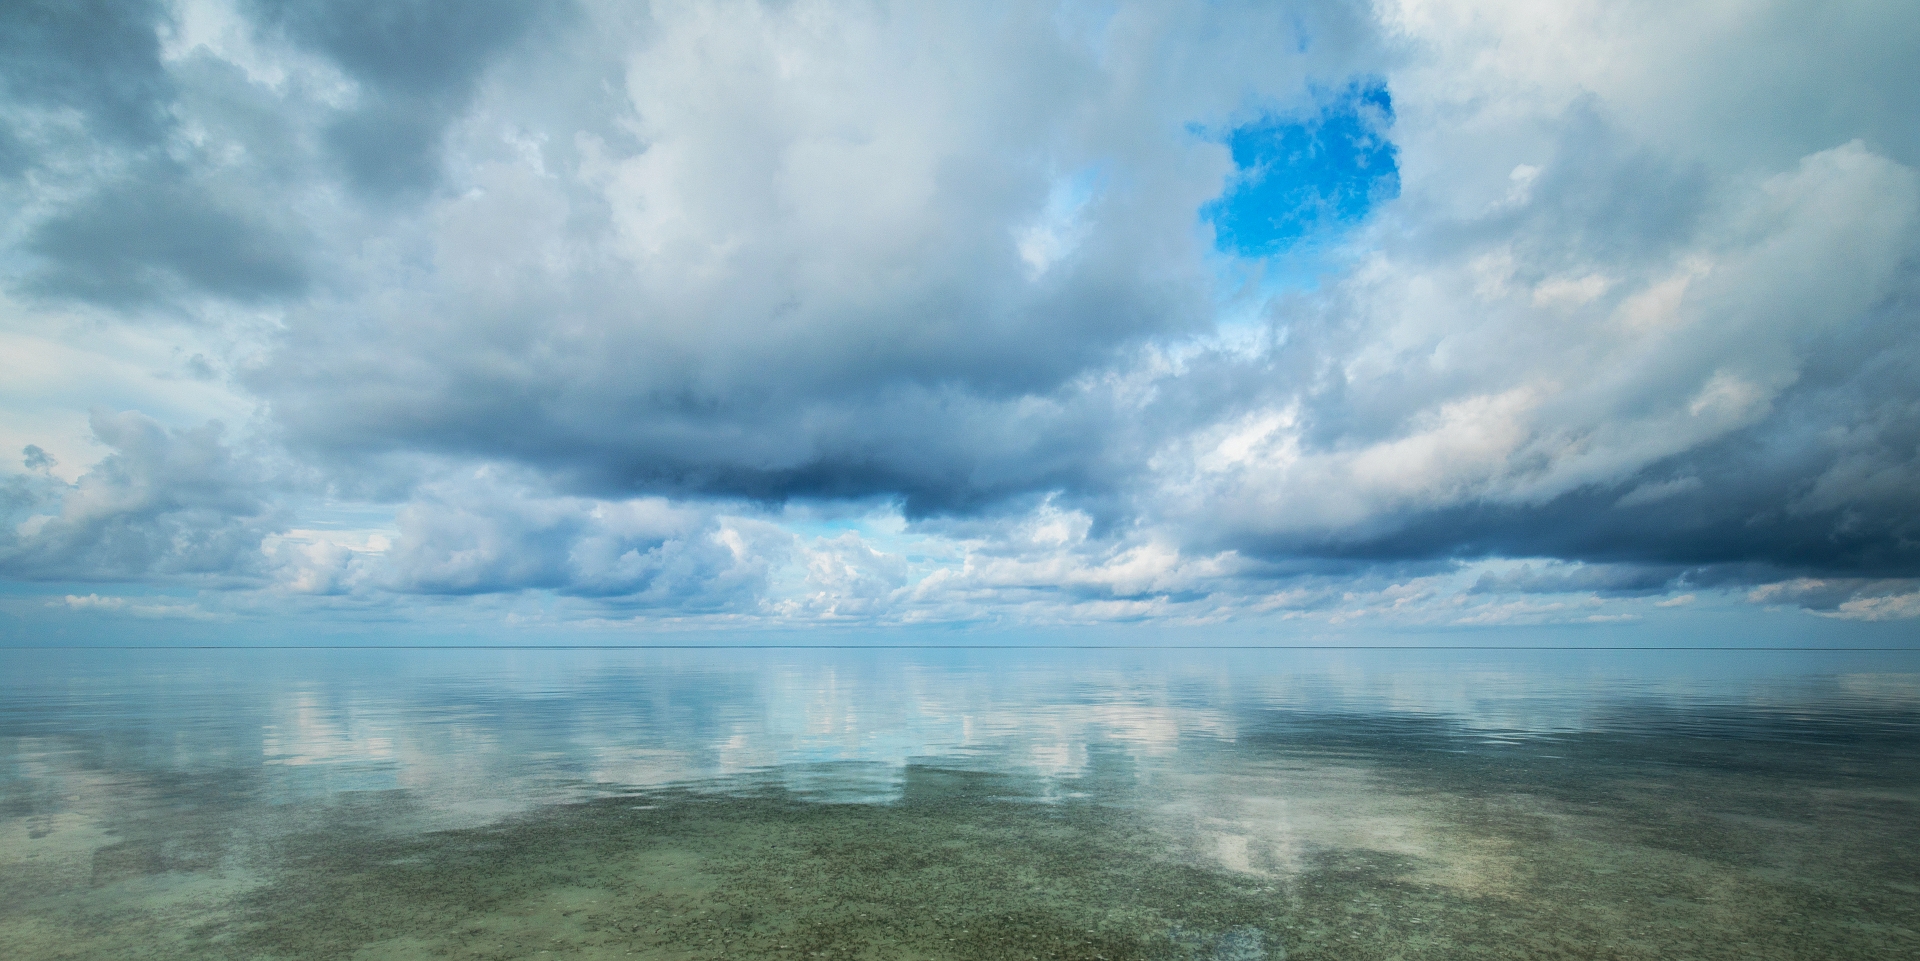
top-left (3, 647), bottom-right (1917, 959)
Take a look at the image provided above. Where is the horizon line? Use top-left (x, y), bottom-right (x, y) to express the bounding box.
top-left (4, 644), bottom-right (1917, 652)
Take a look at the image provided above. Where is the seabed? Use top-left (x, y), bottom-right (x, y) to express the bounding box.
top-left (6, 723), bottom-right (1916, 961)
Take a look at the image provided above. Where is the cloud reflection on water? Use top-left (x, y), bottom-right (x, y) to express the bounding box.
top-left (3, 648), bottom-right (1918, 960)
top-left (5, 648), bottom-right (1915, 815)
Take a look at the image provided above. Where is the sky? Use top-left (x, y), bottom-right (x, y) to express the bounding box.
top-left (2, 0), bottom-right (1918, 647)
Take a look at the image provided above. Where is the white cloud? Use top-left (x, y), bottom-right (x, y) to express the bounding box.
top-left (56, 592), bottom-right (224, 620)
top-left (1827, 592), bottom-right (1920, 622)
top-left (1749, 578), bottom-right (1920, 621)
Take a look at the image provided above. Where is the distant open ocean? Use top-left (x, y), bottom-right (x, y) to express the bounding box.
top-left (3, 646), bottom-right (1917, 959)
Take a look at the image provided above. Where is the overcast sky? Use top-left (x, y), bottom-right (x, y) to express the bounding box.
top-left (3, 0), bottom-right (1917, 645)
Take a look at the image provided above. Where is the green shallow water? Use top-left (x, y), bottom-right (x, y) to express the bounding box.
top-left (3, 648), bottom-right (1918, 959)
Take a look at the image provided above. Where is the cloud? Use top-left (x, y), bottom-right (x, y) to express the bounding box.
top-left (1748, 578), bottom-right (1920, 621)
top-left (24, 165), bottom-right (308, 306)
top-left (1, 409), bottom-right (281, 582)
top-left (0, 0), bottom-right (321, 308)
top-left (378, 470), bottom-right (788, 612)
top-left (1157, 138), bottom-right (1920, 577)
top-left (0, 0), bottom-right (175, 151)
top-left (55, 592), bottom-right (226, 619)
top-left (2, 1), bottom-right (1917, 633)
top-left (236, 0), bottom-right (1385, 516)
top-left (244, 0), bottom-right (574, 195)
top-left (786, 531), bottom-right (914, 620)
top-left (1469, 562), bottom-right (1686, 597)
top-left (1828, 592), bottom-right (1920, 622)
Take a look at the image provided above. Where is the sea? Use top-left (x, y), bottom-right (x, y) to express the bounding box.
top-left (2, 645), bottom-right (1916, 960)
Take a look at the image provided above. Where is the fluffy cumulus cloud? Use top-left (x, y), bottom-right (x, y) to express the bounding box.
top-left (1, 409), bottom-right (279, 583)
top-left (3, 0), bottom-right (1918, 639)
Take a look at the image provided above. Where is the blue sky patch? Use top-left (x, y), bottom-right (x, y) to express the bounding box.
top-left (1204, 79), bottom-right (1399, 257)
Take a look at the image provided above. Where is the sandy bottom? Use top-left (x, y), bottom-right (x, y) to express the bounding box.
top-left (4, 727), bottom-right (1917, 960)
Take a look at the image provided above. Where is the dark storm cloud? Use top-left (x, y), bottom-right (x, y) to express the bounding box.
top-left (245, 0), bottom-right (574, 195)
top-left (1213, 273), bottom-right (1920, 579)
top-left (261, 350), bottom-right (1146, 517)
top-left (0, 0), bottom-right (319, 308)
top-left (1469, 562), bottom-right (1690, 597)
top-left (4, 0), bottom-right (565, 309)
top-left (0, 0), bottom-right (174, 153)
top-left (24, 165), bottom-right (308, 306)
top-left (0, 124), bottom-right (32, 179)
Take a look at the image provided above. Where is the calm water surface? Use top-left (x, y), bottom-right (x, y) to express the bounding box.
top-left (2, 647), bottom-right (1917, 960)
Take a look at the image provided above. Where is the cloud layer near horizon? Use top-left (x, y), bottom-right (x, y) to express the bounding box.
top-left (4, 0), bottom-right (1918, 635)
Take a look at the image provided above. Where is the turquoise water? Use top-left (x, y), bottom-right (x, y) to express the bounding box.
top-left (3, 647), bottom-right (1917, 959)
